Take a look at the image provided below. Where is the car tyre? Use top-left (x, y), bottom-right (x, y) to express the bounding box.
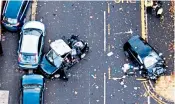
top-left (124, 51), bottom-right (129, 57)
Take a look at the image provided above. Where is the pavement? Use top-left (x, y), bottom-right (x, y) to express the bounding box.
top-left (0, 1), bottom-right (174, 104)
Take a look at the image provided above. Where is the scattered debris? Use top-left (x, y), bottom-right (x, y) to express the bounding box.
top-left (123, 85), bottom-right (127, 88)
top-left (119, 8), bottom-right (123, 11)
top-left (91, 74), bottom-right (96, 79)
top-left (120, 81), bottom-right (124, 85)
top-left (74, 91), bottom-right (78, 95)
top-left (134, 87), bottom-right (138, 90)
top-left (107, 52), bottom-right (113, 56)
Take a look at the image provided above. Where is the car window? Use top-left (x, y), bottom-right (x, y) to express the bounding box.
top-left (46, 50), bottom-right (63, 68)
top-left (143, 51), bottom-right (159, 69)
top-left (20, 1), bottom-right (30, 20)
top-left (23, 29), bottom-right (42, 36)
top-left (137, 55), bottom-right (143, 64)
top-left (38, 36), bottom-right (42, 54)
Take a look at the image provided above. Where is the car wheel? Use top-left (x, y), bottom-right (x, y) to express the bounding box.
top-left (124, 51), bottom-right (129, 57)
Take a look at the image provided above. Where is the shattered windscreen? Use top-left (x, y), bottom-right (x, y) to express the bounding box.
top-left (46, 50), bottom-right (63, 68)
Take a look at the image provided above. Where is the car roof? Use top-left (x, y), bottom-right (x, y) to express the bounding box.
top-left (20, 35), bottom-right (39, 54)
top-left (4, 0), bottom-right (24, 18)
top-left (22, 74), bottom-right (44, 86)
top-left (23, 89), bottom-right (40, 104)
top-left (50, 39), bottom-right (71, 56)
top-left (128, 35), bottom-right (152, 58)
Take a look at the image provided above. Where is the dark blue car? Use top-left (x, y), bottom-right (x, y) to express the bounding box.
top-left (20, 74), bottom-right (44, 104)
top-left (1, 0), bottom-right (30, 31)
top-left (123, 35), bottom-right (166, 80)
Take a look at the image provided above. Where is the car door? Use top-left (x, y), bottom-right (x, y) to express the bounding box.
top-left (18, 32), bottom-right (23, 54)
top-left (38, 35), bottom-right (43, 61)
top-left (128, 47), bottom-right (142, 65)
top-left (40, 88), bottom-right (44, 104)
top-left (19, 0), bottom-right (30, 23)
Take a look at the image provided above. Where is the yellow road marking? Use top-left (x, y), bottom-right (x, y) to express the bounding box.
top-left (108, 24), bottom-right (110, 36)
top-left (31, 0), bottom-right (37, 20)
top-left (141, 0), bottom-right (146, 40)
top-left (108, 67), bottom-right (111, 79)
top-left (108, 3), bottom-right (110, 14)
top-left (108, 44), bottom-right (111, 52)
top-left (142, 82), bottom-right (167, 104)
top-left (136, 78), bottom-right (147, 81)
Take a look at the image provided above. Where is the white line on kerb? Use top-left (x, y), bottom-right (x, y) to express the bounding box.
top-left (104, 73), bottom-right (106, 104)
top-left (104, 11), bottom-right (106, 52)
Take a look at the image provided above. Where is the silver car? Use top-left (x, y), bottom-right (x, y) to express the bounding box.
top-left (18, 21), bottom-right (45, 70)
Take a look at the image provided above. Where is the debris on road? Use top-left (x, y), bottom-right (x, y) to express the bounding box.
top-left (107, 52), bottom-right (113, 56)
top-left (134, 87), bottom-right (138, 90)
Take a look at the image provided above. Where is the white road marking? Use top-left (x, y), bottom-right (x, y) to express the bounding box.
top-left (114, 29), bottom-right (133, 35)
top-left (147, 86), bottom-right (150, 104)
top-left (112, 77), bottom-right (122, 80)
top-left (104, 11), bottom-right (106, 52)
top-left (104, 73), bottom-right (106, 104)
top-left (89, 73), bottom-right (91, 104)
top-left (0, 90), bottom-right (9, 104)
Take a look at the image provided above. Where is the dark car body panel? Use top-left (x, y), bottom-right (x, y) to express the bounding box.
top-left (128, 36), bottom-right (152, 59)
top-left (23, 89), bottom-right (40, 104)
top-left (22, 74), bottom-right (44, 86)
top-left (40, 55), bottom-right (58, 75)
top-left (21, 74), bottom-right (44, 104)
top-left (1, 0), bottom-right (30, 31)
top-left (4, 1), bottom-right (23, 18)
top-left (123, 35), bottom-right (165, 79)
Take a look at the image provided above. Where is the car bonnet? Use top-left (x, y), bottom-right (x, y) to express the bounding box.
top-left (128, 35), bottom-right (152, 59)
top-left (23, 89), bottom-right (40, 104)
top-left (5, 0), bottom-right (24, 18)
top-left (40, 55), bottom-right (58, 75)
top-left (22, 74), bottom-right (44, 86)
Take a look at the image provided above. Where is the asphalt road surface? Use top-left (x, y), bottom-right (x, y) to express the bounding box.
top-left (0, 1), bottom-right (174, 104)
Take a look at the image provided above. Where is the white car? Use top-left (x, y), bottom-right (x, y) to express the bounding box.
top-left (18, 21), bottom-right (45, 70)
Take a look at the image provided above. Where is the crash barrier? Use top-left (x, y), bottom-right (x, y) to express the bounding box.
top-left (142, 80), bottom-right (174, 104)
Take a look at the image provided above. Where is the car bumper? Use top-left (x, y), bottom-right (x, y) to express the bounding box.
top-left (2, 22), bottom-right (20, 31)
top-left (18, 63), bottom-right (38, 70)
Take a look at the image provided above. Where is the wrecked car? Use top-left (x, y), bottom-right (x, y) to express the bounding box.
top-left (123, 35), bottom-right (166, 80)
top-left (39, 35), bottom-right (89, 80)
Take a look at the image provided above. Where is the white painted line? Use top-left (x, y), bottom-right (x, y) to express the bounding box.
top-left (104, 73), bottom-right (106, 104)
top-left (88, 73), bottom-right (91, 104)
top-left (147, 86), bottom-right (150, 104)
top-left (104, 11), bottom-right (106, 52)
top-left (114, 29), bottom-right (133, 35)
top-left (0, 90), bottom-right (9, 104)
